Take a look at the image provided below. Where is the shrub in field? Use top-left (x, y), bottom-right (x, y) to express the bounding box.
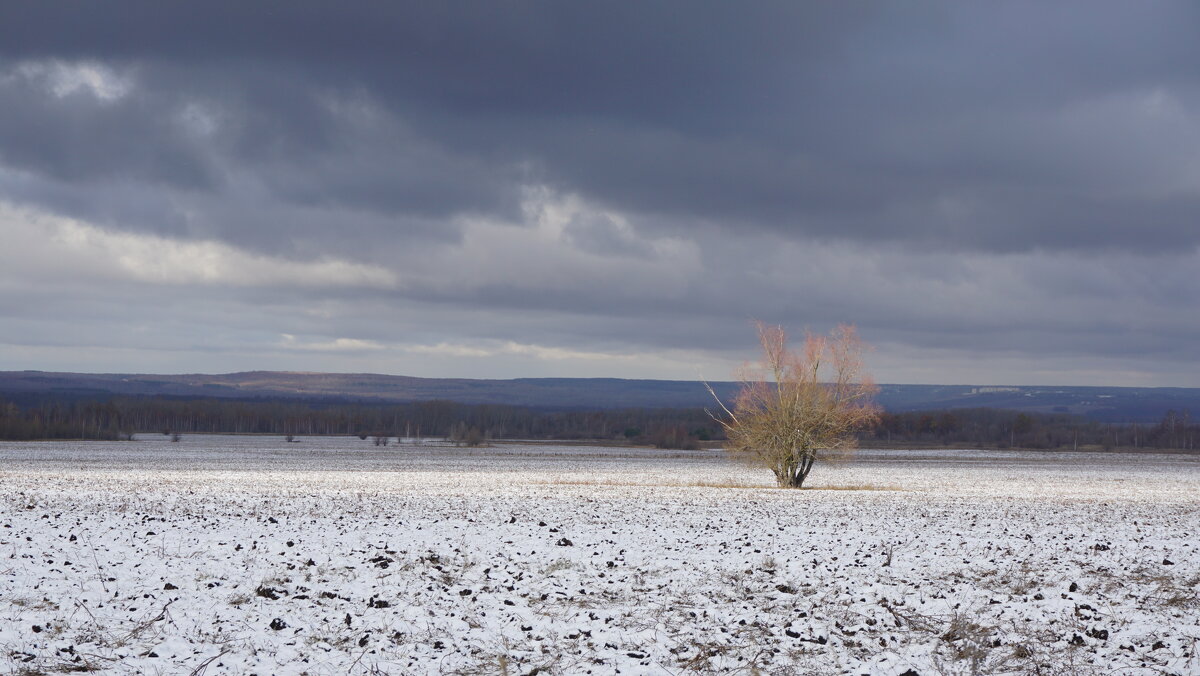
top-left (649, 426), bottom-right (700, 450)
top-left (710, 322), bottom-right (879, 488)
top-left (448, 422), bottom-right (488, 447)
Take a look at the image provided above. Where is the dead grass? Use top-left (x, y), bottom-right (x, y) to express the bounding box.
top-left (1128, 567), bottom-right (1200, 609)
top-left (803, 483), bottom-right (904, 492)
top-left (528, 478), bottom-right (904, 491)
top-left (529, 478), bottom-right (765, 489)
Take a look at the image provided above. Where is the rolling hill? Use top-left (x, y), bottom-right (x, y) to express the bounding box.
top-left (0, 370), bottom-right (1196, 422)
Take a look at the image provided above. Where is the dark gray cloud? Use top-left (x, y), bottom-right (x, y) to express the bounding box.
top-left (0, 68), bottom-right (215, 189)
top-left (2, 2), bottom-right (1196, 252)
top-left (0, 2), bottom-right (1198, 384)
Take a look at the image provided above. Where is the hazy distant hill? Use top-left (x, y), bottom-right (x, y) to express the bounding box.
top-left (0, 370), bottom-right (1196, 422)
top-left (0, 370), bottom-right (738, 409)
top-left (873, 384), bottom-right (1200, 422)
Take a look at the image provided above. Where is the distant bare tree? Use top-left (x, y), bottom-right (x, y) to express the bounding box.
top-left (448, 422), bottom-right (488, 447)
top-left (464, 427), bottom-right (487, 447)
top-left (709, 323), bottom-right (879, 488)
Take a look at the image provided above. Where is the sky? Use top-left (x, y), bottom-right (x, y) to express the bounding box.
top-left (0, 2), bottom-right (1198, 386)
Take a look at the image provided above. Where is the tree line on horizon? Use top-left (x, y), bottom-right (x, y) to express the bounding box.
top-left (0, 395), bottom-right (1195, 451)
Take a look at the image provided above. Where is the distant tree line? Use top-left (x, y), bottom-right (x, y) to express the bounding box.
top-left (863, 407), bottom-right (1198, 451)
top-left (0, 395), bottom-right (719, 445)
top-left (0, 399), bottom-right (130, 441)
top-left (0, 395), bottom-right (1196, 451)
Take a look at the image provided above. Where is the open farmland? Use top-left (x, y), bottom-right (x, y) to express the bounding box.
top-left (1, 436), bottom-right (1198, 675)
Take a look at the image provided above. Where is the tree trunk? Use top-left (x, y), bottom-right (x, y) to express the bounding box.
top-left (777, 449), bottom-right (815, 488)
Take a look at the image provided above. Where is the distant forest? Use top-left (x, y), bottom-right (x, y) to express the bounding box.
top-left (0, 395), bottom-right (1196, 451)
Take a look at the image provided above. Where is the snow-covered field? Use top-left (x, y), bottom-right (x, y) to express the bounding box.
top-left (2, 435), bottom-right (1198, 675)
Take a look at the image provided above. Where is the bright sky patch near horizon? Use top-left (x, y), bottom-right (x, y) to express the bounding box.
top-left (0, 3), bottom-right (1197, 386)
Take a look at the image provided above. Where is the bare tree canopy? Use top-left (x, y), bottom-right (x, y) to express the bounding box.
top-left (711, 323), bottom-right (880, 488)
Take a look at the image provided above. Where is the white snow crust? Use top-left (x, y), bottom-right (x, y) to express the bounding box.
top-left (1, 435), bottom-right (1198, 674)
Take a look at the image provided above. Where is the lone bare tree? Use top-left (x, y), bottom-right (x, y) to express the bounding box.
top-left (709, 322), bottom-right (879, 488)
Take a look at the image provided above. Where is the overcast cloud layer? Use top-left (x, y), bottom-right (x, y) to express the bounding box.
top-left (1, 2), bottom-right (1198, 386)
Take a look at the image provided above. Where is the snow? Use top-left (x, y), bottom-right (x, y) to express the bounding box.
top-left (2, 435), bottom-right (1198, 674)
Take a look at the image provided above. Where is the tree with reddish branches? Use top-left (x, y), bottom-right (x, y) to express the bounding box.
top-left (710, 322), bottom-right (880, 488)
